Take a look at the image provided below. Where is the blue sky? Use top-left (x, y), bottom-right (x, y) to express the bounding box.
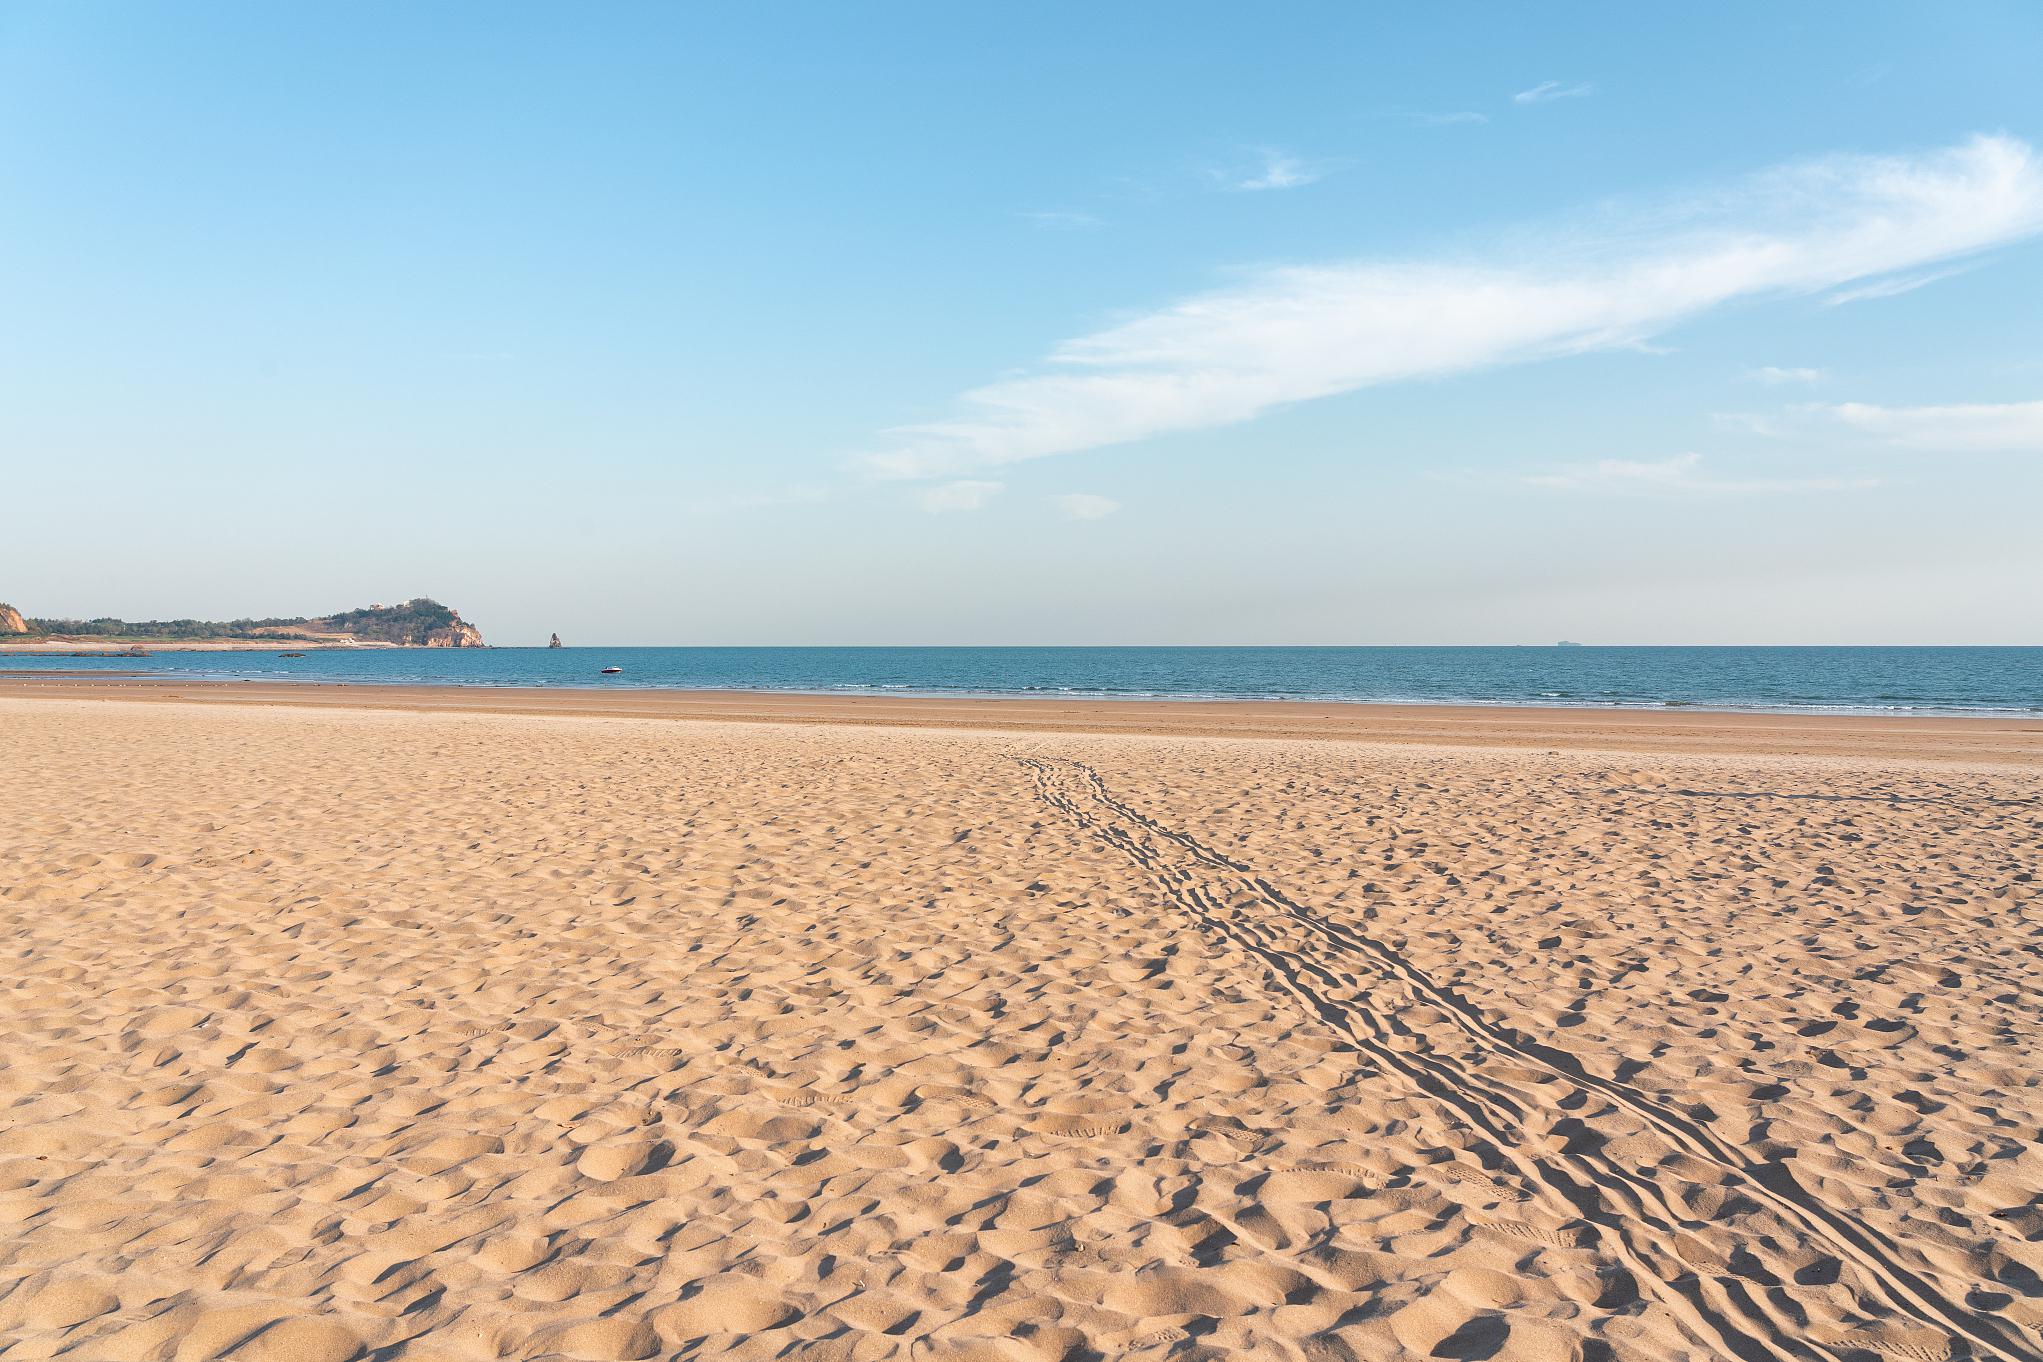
top-left (3, 2), bottom-right (2040, 643)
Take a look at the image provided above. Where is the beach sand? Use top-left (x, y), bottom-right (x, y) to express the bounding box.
top-left (1, 692), bottom-right (2039, 1361)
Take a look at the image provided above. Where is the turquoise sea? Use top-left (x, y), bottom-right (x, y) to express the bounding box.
top-left (5, 646), bottom-right (2039, 717)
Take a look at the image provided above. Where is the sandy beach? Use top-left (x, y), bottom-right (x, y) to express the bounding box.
top-left (2, 690), bottom-right (2039, 1362)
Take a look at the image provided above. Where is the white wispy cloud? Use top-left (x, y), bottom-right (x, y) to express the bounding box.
top-left (1514, 80), bottom-right (1595, 105)
top-left (1820, 264), bottom-right (1971, 306)
top-left (1022, 209), bottom-right (1102, 230)
top-left (918, 479), bottom-right (1004, 512)
top-left (861, 135), bottom-right (2043, 479)
top-left (1522, 452), bottom-right (1879, 496)
top-left (1747, 365), bottom-right (1825, 385)
top-left (1226, 151), bottom-right (1321, 192)
top-left (1812, 399), bottom-right (2043, 451)
top-left (1054, 493), bottom-right (1120, 520)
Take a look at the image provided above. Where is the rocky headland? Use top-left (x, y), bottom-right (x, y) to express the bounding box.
top-left (0, 598), bottom-right (485, 649)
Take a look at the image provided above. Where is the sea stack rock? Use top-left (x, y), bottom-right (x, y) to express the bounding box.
top-left (549, 633), bottom-right (563, 648)
top-left (0, 603), bottom-right (27, 634)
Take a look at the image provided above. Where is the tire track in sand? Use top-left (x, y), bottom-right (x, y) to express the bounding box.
top-left (1015, 755), bottom-right (2035, 1362)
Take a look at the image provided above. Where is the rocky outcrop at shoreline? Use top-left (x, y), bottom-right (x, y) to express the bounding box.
top-left (417, 617), bottom-right (486, 647)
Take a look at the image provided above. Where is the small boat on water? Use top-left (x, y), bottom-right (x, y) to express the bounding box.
top-left (279, 652), bottom-right (305, 658)
top-left (600, 666), bottom-right (623, 674)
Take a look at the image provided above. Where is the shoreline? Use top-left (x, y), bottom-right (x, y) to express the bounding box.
top-left (5, 673), bottom-right (2039, 761)
top-left (4, 645), bottom-right (2034, 723)
top-left (2, 663), bottom-right (2037, 722)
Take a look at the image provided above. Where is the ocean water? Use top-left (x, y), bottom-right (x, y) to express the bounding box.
top-left (5, 646), bottom-right (2039, 716)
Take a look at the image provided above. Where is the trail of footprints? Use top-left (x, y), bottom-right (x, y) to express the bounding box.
top-left (1014, 754), bottom-right (2036, 1362)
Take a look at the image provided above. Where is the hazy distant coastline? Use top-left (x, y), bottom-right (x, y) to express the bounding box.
top-left (0, 597), bottom-right (484, 651)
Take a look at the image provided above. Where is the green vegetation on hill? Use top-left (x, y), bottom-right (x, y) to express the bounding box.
top-left (296, 599), bottom-right (469, 645)
top-left (16, 598), bottom-right (483, 646)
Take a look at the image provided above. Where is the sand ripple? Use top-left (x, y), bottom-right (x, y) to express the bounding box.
top-left (1, 698), bottom-right (2038, 1361)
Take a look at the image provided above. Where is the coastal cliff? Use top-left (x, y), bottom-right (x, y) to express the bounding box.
top-left (308, 601), bottom-right (486, 647)
top-left (3, 597), bottom-right (486, 648)
top-left (425, 621), bottom-right (486, 647)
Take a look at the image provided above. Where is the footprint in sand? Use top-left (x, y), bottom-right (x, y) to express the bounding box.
top-left (607, 1044), bottom-right (689, 1061)
top-left (1027, 1111), bottom-right (1133, 1138)
top-left (452, 1025), bottom-right (509, 1041)
top-left (1828, 1331), bottom-right (1957, 1362)
top-left (1439, 1162), bottom-right (1532, 1202)
top-left (1469, 1216), bottom-right (1597, 1250)
top-left (767, 1086), bottom-right (855, 1109)
top-left (1123, 1324), bottom-right (1189, 1350)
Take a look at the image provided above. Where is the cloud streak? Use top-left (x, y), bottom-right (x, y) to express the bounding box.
top-left (1054, 493), bottom-right (1120, 520)
top-left (1226, 151), bottom-right (1320, 192)
top-left (918, 480), bottom-right (1004, 512)
top-left (1820, 264), bottom-right (1971, 305)
top-left (1522, 452), bottom-right (1878, 496)
top-left (1747, 365), bottom-right (1824, 385)
top-left (1814, 399), bottom-right (2043, 451)
top-left (1022, 209), bottom-right (1102, 230)
top-left (864, 136), bottom-right (2043, 479)
top-left (1514, 80), bottom-right (1595, 104)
